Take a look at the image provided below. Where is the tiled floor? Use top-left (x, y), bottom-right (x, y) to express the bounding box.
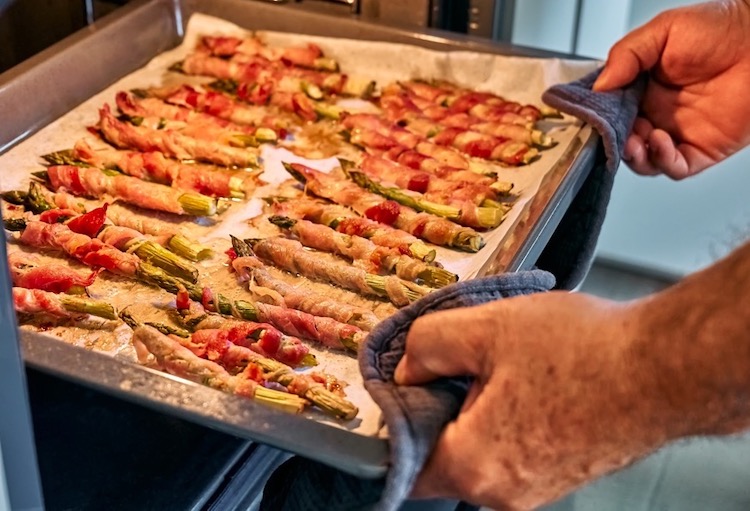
top-left (537, 260), bottom-right (750, 511)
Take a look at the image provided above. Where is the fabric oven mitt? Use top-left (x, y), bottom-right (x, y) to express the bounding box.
top-left (260, 68), bottom-right (646, 511)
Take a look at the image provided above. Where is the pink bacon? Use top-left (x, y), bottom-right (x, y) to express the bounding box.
top-left (8, 251), bottom-right (100, 294)
top-left (17, 220), bottom-right (140, 276)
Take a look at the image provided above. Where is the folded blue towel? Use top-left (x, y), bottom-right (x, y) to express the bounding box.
top-left (261, 69), bottom-right (646, 511)
top-left (536, 69), bottom-right (646, 289)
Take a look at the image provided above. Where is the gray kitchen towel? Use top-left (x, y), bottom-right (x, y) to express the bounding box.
top-left (535, 68), bottom-right (646, 290)
top-left (261, 69), bottom-right (646, 510)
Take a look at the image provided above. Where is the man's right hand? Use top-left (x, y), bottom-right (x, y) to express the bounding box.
top-left (594, 0), bottom-right (750, 179)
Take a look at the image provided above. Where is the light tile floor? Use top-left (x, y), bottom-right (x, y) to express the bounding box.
top-left (537, 261), bottom-right (750, 511)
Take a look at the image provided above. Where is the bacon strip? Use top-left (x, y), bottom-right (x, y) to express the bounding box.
top-left (13, 287), bottom-right (75, 318)
top-left (17, 220), bottom-right (140, 276)
top-left (189, 322), bottom-right (309, 369)
top-left (8, 252), bottom-right (99, 294)
top-left (98, 104), bottom-right (258, 168)
top-left (148, 84), bottom-right (288, 130)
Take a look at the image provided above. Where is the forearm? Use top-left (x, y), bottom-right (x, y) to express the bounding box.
top-left (631, 239), bottom-right (750, 439)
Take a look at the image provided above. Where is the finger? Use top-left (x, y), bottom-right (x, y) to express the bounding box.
top-left (394, 305), bottom-right (493, 385)
top-left (624, 133), bottom-right (661, 176)
top-left (645, 129), bottom-right (689, 178)
top-left (593, 15), bottom-right (670, 91)
top-left (632, 116), bottom-right (654, 140)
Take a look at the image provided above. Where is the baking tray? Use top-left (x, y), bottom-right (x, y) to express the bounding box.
top-left (0, 0), bottom-right (599, 479)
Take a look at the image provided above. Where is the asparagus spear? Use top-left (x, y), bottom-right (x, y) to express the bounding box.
top-left (13, 287), bottom-right (117, 320)
top-left (268, 216), bottom-right (457, 288)
top-left (162, 311), bottom-right (358, 420)
top-left (124, 318), bottom-right (308, 415)
top-left (282, 162), bottom-right (485, 253)
top-left (135, 263), bottom-right (363, 353)
top-left (245, 236), bottom-right (432, 307)
top-left (58, 294), bottom-right (118, 320)
top-left (33, 169), bottom-right (224, 217)
top-left (346, 167), bottom-right (506, 229)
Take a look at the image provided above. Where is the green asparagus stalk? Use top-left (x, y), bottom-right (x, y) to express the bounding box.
top-left (42, 149), bottom-right (87, 167)
top-left (1, 190), bottom-right (28, 205)
top-left (59, 294), bottom-right (117, 320)
top-left (530, 130), bottom-right (557, 149)
top-left (3, 218), bottom-right (27, 231)
top-left (27, 182), bottom-right (55, 214)
top-left (167, 235), bottom-right (213, 262)
top-left (131, 240), bottom-right (199, 284)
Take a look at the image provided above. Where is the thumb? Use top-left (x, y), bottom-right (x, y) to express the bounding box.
top-left (593, 15), bottom-right (670, 91)
top-left (394, 304), bottom-right (492, 386)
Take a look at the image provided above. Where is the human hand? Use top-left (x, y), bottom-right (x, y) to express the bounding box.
top-left (593, 0), bottom-right (750, 179)
top-left (394, 292), bottom-right (669, 511)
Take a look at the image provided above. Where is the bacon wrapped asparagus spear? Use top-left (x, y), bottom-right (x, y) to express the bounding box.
top-left (138, 263), bottom-right (365, 352)
top-left (13, 287), bottom-right (116, 320)
top-left (8, 251), bottom-right (100, 295)
top-left (398, 80), bottom-right (561, 123)
top-left (129, 324), bottom-right (308, 414)
top-left (35, 165), bottom-right (223, 217)
top-left (245, 236), bottom-right (431, 307)
top-left (43, 140), bottom-right (258, 200)
top-left (345, 165), bottom-right (507, 229)
top-left (283, 163), bottom-right (485, 251)
top-left (3, 184), bottom-right (212, 261)
top-left (360, 155), bottom-right (511, 207)
top-left (381, 83), bottom-right (555, 148)
top-left (128, 315), bottom-right (357, 419)
top-left (115, 90), bottom-right (279, 142)
top-left (267, 197), bottom-right (437, 262)
top-left (98, 104), bottom-right (259, 168)
top-left (173, 51), bottom-right (374, 99)
top-left (207, 78), bottom-right (341, 123)
top-left (200, 35), bottom-right (339, 72)
top-left (266, 216), bottom-right (457, 288)
top-left (229, 236), bottom-right (380, 331)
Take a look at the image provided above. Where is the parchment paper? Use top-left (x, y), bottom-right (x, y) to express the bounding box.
top-left (0, 13), bottom-right (598, 438)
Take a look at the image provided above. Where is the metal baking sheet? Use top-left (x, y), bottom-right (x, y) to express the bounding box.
top-left (0, 0), bottom-right (598, 478)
